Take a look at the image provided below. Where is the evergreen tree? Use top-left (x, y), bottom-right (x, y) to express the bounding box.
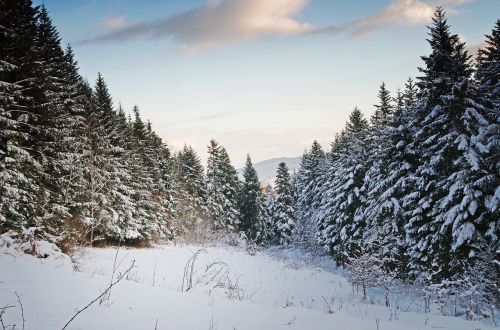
top-left (173, 145), bottom-right (207, 235)
top-left (317, 108), bottom-right (369, 264)
top-left (394, 88), bottom-right (404, 114)
top-left (263, 184), bottom-right (277, 244)
top-left (81, 73), bottom-right (123, 244)
top-left (476, 20), bottom-right (500, 200)
top-left (417, 7), bottom-right (472, 102)
top-left (476, 20), bottom-right (500, 105)
top-left (294, 141), bottom-right (326, 247)
top-left (206, 140), bottom-right (240, 230)
top-left (360, 83), bottom-right (421, 274)
top-left (177, 145), bottom-right (206, 199)
top-left (31, 6), bottom-right (82, 242)
top-left (238, 155), bottom-right (266, 242)
top-left (0, 0), bottom-right (40, 231)
top-left (356, 82), bottom-right (399, 268)
top-left (403, 77), bottom-right (418, 109)
top-left (405, 7), bottom-right (494, 280)
top-left (371, 82), bottom-right (394, 127)
top-left (271, 162), bottom-right (295, 245)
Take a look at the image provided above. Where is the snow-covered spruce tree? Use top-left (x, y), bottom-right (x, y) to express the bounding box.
top-left (354, 82), bottom-right (399, 268)
top-left (294, 140), bottom-right (326, 247)
top-left (145, 121), bottom-right (176, 237)
top-left (206, 139), bottom-right (240, 230)
top-left (263, 184), bottom-right (277, 243)
top-left (0, 0), bottom-right (40, 232)
top-left (476, 23), bottom-right (500, 282)
top-left (359, 80), bottom-right (421, 275)
top-left (80, 73), bottom-right (125, 245)
top-left (47, 44), bottom-right (95, 248)
top-left (394, 88), bottom-right (404, 114)
top-left (172, 144), bottom-right (208, 238)
top-left (477, 20), bottom-right (500, 105)
top-left (476, 20), bottom-right (500, 208)
top-left (148, 117), bottom-right (173, 233)
top-left (127, 105), bottom-right (169, 241)
top-left (431, 80), bottom-right (498, 278)
top-left (370, 82), bottom-right (394, 127)
top-left (405, 8), bottom-right (498, 281)
top-left (271, 162), bottom-right (295, 245)
top-left (238, 155), bottom-right (267, 243)
top-left (403, 77), bottom-right (418, 109)
top-left (103, 104), bottom-right (141, 242)
top-left (30, 6), bottom-right (91, 243)
top-left (317, 107), bottom-right (369, 265)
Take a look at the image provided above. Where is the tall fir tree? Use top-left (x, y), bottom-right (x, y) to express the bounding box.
top-left (271, 162), bottom-right (295, 245)
top-left (294, 141), bottom-right (326, 247)
top-left (173, 145), bottom-right (207, 235)
top-left (405, 7), bottom-right (496, 280)
top-left (206, 140), bottom-right (240, 230)
top-left (238, 155), bottom-right (267, 242)
top-left (403, 77), bottom-right (418, 109)
top-left (371, 82), bottom-right (394, 127)
top-left (0, 0), bottom-right (40, 231)
top-left (317, 107), bottom-right (369, 264)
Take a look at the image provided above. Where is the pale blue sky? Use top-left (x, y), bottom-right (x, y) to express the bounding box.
top-left (36, 0), bottom-right (499, 166)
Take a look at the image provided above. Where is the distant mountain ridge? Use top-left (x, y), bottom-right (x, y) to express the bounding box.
top-left (239, 156), bottom-right (301, 186)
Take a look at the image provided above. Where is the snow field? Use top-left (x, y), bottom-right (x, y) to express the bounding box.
top-left (0, 242), bottom-right (496, 329)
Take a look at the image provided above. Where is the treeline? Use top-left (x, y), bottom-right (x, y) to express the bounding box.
top-left (292, 8), bottom-right (499, 310)
top-left (0, 1), bottom-right (294, 249)
top-left (0, 1), bottom-right (177, 246)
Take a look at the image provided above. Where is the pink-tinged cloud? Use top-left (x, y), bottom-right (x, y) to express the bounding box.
top-left (82, 0), bottom-right (314, 52)
top-left (82, 0), bottom-right (475, 51)
top-left (315, 0), bottom-right (474, 37)
top-left (101, 16), bottom-right (128, 30)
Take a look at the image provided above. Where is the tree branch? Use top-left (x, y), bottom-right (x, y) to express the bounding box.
top-left (60, 260), bottom-right (135, 330)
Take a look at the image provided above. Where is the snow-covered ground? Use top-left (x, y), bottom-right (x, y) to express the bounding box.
top-left (0, 241), bottom-right (496, 330)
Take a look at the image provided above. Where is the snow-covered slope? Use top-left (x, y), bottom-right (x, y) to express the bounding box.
top-left (0, 243), bottom-right (494, 330)
top-left (240, 157), bottom-right (301, 185)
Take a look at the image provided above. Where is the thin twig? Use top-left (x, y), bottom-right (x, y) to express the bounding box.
top-left (15, 292), bottom-right (25, 330)
top-left (104, 242), bottom-right (121, 303)
top-left (60, 260), bottom-right (135, 330)
top-left (0, 305), bottom-right (15, 330)
top-left (152, 261), bottom-right (157, 287)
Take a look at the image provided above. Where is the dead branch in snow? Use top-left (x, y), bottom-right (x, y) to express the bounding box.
top-left (60, 260), bottom-right (135, 330)
top-left (14, 292), bottom-right (24, 330)
top-left (182, 249), bottom-right (206, 292)
top-left (0, 305), bottom-right (15, 330)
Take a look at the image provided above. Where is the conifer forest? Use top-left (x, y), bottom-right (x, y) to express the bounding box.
top-left (1, 1), bottom-right (499, 329)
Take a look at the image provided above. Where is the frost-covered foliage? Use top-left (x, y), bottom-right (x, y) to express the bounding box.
top-left (316, 108), bottom-right (369, 264)
top-left (269, 162), bottom-right (296, 245)
top-left (0, 229), bottom-right (73, 270)
top-left (292, 8), bottom-right (499, 310)
top-left (293, 141), bottom-right (326, 247)
top-left (206, 139), bottom-right (240, 230)
top-left (1, 1), bottom-right (273, 248)
top-left (0, 2), bottom-right (176, 246)
top-left (238, 155), bottom-right (268, 243)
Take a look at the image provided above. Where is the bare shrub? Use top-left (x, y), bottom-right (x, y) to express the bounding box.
top-left (182, 249), bottom-right (207, 292)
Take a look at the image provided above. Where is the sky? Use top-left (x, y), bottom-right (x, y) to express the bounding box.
top-left (35, 0), bottom-right (499, 167)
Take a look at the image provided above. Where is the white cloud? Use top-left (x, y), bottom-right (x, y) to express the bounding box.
top-left (316, 0), bottom-right (473, 37)
top-left (83, 0), bottom-right (314, 52)
top-left (82, 0), bottom-right (475, 51)
top-left (101, 16), bottom-right (128, 30)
